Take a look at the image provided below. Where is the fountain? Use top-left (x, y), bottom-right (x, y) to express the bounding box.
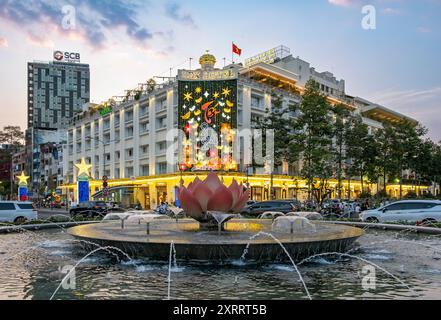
top-left (68, 173), bottom-right (364, 262)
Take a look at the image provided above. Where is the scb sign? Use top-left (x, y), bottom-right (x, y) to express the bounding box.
top-left (53, 51), bottom-right (81, 63)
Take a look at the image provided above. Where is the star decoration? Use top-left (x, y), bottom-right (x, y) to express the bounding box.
top-left (222, 88), bottom-right (231, 97)
top-left (213, 92), bottom-right (220, 99)
top-left (75, 158), bottom-right (92, 177)
top-left (195, 87), bottom-right (202, 94)
top-left (16, 172), bottom-right (30, 185)
top-left (183, 92), bottom-right (193, 102)
top-left (204, 91), bottom-right (210, 98)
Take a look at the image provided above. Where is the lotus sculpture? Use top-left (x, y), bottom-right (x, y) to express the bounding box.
top-left (178, 172), bottom-right (250, 230)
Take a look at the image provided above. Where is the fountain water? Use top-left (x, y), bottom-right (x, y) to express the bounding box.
top-left (239, 231), bottom-right (312, 300)
top-left (50, 245), bottom-right (135, 300)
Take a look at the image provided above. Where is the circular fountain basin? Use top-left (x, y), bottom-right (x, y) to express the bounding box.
top-left (67, 219), bottom-right (364, 262)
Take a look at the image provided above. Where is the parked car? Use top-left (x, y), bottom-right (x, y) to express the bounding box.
top-left (360, 200), bottom-right (441, 225)
top-left (69, 201), bottom-right (109, 218)
top-left (241, 201), bottom-right (296, 217)
top-left (0, 201), bottom-right (38, 224)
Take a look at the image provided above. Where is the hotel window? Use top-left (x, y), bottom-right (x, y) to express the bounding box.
top-left (125, 126), bottom-right (134, 138)
top-left (125, 166), bottom-right (134, 178)
top-left (140, 120), bottom-right (149, 134)
top-left (114, 169), bottom-right (120, 179)
top-left (103, 118), bottom-right (110, 130)
top-left (114, 114), bottom-right (120, 127)
top-left (105, 153), bottom-right (111, 161)
top-left (251, 95), bottom-right (262, 109)
top-left (115, 129), bottom-right (120, 141)
top-left (140, 165), bottom-right (149, 176)
top-left (140, 145), bottom-right (149, 155)
top-left (156, 98), bottom-right (167, 112)
top-left (157, 162), bottom-right (167, 174)
top-left (140, 103), bottom-right (149, 117)
top-left (238, 109), bottom-right (243, 124)
top-left (115, 151), bottom-right (120, 161)
top-left (156, 141), bottom-right (167, 153)
top-left (125, 109), bottom-right (134, 122)
top-left (95, 155), bottom-right (99, 163)
top-left (103, 133), bottom-right (111, 144)
top-left (125, 148), bottom-right (133, 159)
top-left (156, 116), bottom-right (167, 130)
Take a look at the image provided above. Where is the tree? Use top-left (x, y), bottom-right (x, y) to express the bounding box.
top-left (0, 126), bottom-right (24, 147)
top-left (331, 105), bottom-right (351, 199)
top-left (374, 124), bottom-right (401, 195)
top-left (290, 80), bottom-right (334, 205)
top-left (256, 94), bottom-right (299, 199)
top-left (345, 115), bottom-right (376, 196)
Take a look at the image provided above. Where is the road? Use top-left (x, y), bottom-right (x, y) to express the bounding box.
top-left (37, 209), bottom-right (71, 220)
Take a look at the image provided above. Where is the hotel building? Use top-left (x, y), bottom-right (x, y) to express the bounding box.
top-left (62, 46), bottom-right (425, 208)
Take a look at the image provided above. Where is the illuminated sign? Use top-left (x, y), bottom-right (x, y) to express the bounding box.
top-left (244, 48), bottom-right (278, 68)
top-left (53, 51), bottom-right (81, 63)
top-left (178, 69), bottom-right (237, 81)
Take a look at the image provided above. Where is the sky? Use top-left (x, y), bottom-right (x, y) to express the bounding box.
top-left (0, 0), bottom-right (440, 141)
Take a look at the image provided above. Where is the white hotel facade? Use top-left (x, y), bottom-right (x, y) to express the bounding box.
top-left (62, 46), bottom-right (420, 208)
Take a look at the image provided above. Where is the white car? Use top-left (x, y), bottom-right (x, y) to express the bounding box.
top-left (0, 201), bottom-right (38, 224)
top-left (360, 200), bottom-right (441, 225)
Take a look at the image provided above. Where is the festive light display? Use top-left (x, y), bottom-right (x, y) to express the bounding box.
top-left (178, 79), bottom-right (238, 171)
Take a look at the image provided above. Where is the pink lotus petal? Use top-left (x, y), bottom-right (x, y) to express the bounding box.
top-left (232, 188), bottom-right (250, 213)
top-left (228, 179), bottom-right (241, 208)
top-left (192, 178), bottom-right (204, 193)
top-left (207, 185), bottom-right (234, 212)
top-left (180, 188), bottom-right (203, 217)
top-left (203, 172), bottom-right (223, 193)
top-left (192, 182), bottom-right (213, 212)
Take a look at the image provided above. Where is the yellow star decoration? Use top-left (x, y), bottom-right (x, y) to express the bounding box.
top-left (195, 87), bottom-right (202, 94)
top-left (183, 92), bottom-right (193, 102)
top-left (222, 88), bottom-right (231, 97)
top-left (213, 92), bottom-right (220, 99)
top-left (75, 158), bottom-right (92, 177)
top-left (16, 172), bottom-right (30, 186)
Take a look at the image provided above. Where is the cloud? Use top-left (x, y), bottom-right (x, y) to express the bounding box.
top-left (26, 32), bottom-right (54, 48)
top-left (328, 0), bottom-right (357, 7)
top-left (165, 2), bottom-right (196, 28)
top-left (417, 26), bottom-right (432, 33)
top-left (0, 37), bottom-right (7, 47)
top-left (368, 87), bottom-right (441, 141)
top-left (0, 0), bottom-right (161, 49)
top-left (382, 7), bottom-right (401, 15)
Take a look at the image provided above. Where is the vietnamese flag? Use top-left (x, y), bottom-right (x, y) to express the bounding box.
top-left (232, 43), bottom-right (242, 56)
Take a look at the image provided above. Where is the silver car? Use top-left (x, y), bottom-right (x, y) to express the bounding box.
top-left (360, 200), bottom-right (441, 225)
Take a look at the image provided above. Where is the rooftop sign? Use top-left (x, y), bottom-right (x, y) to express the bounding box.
top-left (53, 50), bottom-right (81, 63)
top-left (244, 45), bottom-right (291, 68)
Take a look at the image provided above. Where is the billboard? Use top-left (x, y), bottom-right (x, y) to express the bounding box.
top-left (178, 79), bottom-right (238, 172)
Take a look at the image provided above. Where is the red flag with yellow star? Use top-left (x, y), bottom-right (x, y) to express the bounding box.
top-left (232, 43), bottom-right (242, 56)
